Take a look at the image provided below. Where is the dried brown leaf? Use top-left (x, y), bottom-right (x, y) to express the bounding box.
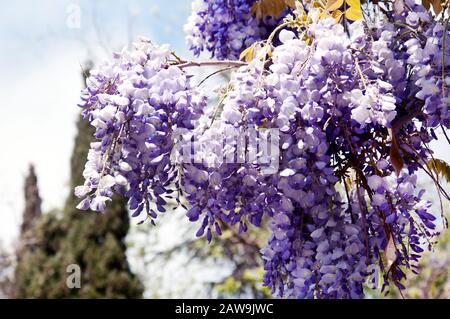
top-left (250, 0), bottom-right (289, 19)
top-left (388, 128), bottom-right (404, 176)
top-left (430, 0), bottom-right (443, 15)
top-left (385, 235), bottom-right (397, 270)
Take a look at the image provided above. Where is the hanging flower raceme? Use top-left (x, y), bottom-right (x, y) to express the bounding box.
top-left (231, 21), bottom-right (377, 299)
top-left (217, 12), bottom-right (440, 297)
top-left (401, 7), bottom-right (450, 129)
top-left (73, 0), bottom-right (450, 300)
top-left (181, 61), bottom-right (278, 241)
top-left (75, 38), bottom-right (206, 222)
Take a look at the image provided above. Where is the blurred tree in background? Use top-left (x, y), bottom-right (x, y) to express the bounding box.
top-left (127, 210), bottom-right (272, 298)
top-left (13, 68), bottom-right (143, 298)
top-left (128, 183), bottom-right (450, 299)
top-left (202, 225), bottom-right (271, 298)
top-left (403, 228), bottom-right (450, 298)
top-left (20, 165), bottom-right (42, 235)
top-left (0, 243), bottom-right (14, 298)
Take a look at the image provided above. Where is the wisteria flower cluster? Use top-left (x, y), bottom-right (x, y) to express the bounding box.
top-left (184, 0), bottom-right (289, 60)
top-left (76, 38), bottom-right (206, 222)
top-left (76, 0), bottom-right (449, 299)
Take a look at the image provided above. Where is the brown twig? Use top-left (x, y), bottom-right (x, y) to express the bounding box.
top-left (177, 60), bottom-right (247, 69)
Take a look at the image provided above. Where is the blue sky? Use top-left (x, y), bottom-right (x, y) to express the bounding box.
top-left (0, 0), bottom-right (193, 246)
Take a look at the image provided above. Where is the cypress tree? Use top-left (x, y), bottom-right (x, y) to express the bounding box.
top-left (14, 67), bottom-right (143, 298)
top-left (20, 165), bottom-right (42, 235)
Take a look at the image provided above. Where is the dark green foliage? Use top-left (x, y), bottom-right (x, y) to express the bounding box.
top-left (14, 112), bottom-right (143, 298)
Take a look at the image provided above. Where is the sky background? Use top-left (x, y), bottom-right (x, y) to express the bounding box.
top-left (0, 0), bottom-right (194, 247)
top-left (0, 1), bottom-right (449, 250)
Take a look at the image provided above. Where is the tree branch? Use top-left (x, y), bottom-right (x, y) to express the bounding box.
top-left (177, 60), bottom-right (247, 69)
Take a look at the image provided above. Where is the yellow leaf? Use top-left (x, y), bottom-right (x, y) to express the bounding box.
top-left (300, 14), bottom-right (309, 23)
top-left (239, 46), bottom-right (255, 63)
top-left (427, 159), bottom-right (450, 183)
top-left (313, 1), bottom-right (324, 9)
top-left (345, 0), bottom-right (363, 21)
top-left (326, 0), bottom-right (344, 11)
top-left (332, 9), bottom-right (343, 22)
top-left (319, 12), bottom-right (332, 20)
top-left (344, 177), bottom-right (353, 189)
top-left (345, 6), bottom-right (363, 21)
top-left (345, 0), bottom-right (361, 8)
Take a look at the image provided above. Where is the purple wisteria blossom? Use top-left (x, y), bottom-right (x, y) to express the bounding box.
top-left (76, 38), bottom-right (206, 221)
top-left (184, 0), bottom-right (289, 60)
top-left (74, 1), bottom-right (449, 299)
